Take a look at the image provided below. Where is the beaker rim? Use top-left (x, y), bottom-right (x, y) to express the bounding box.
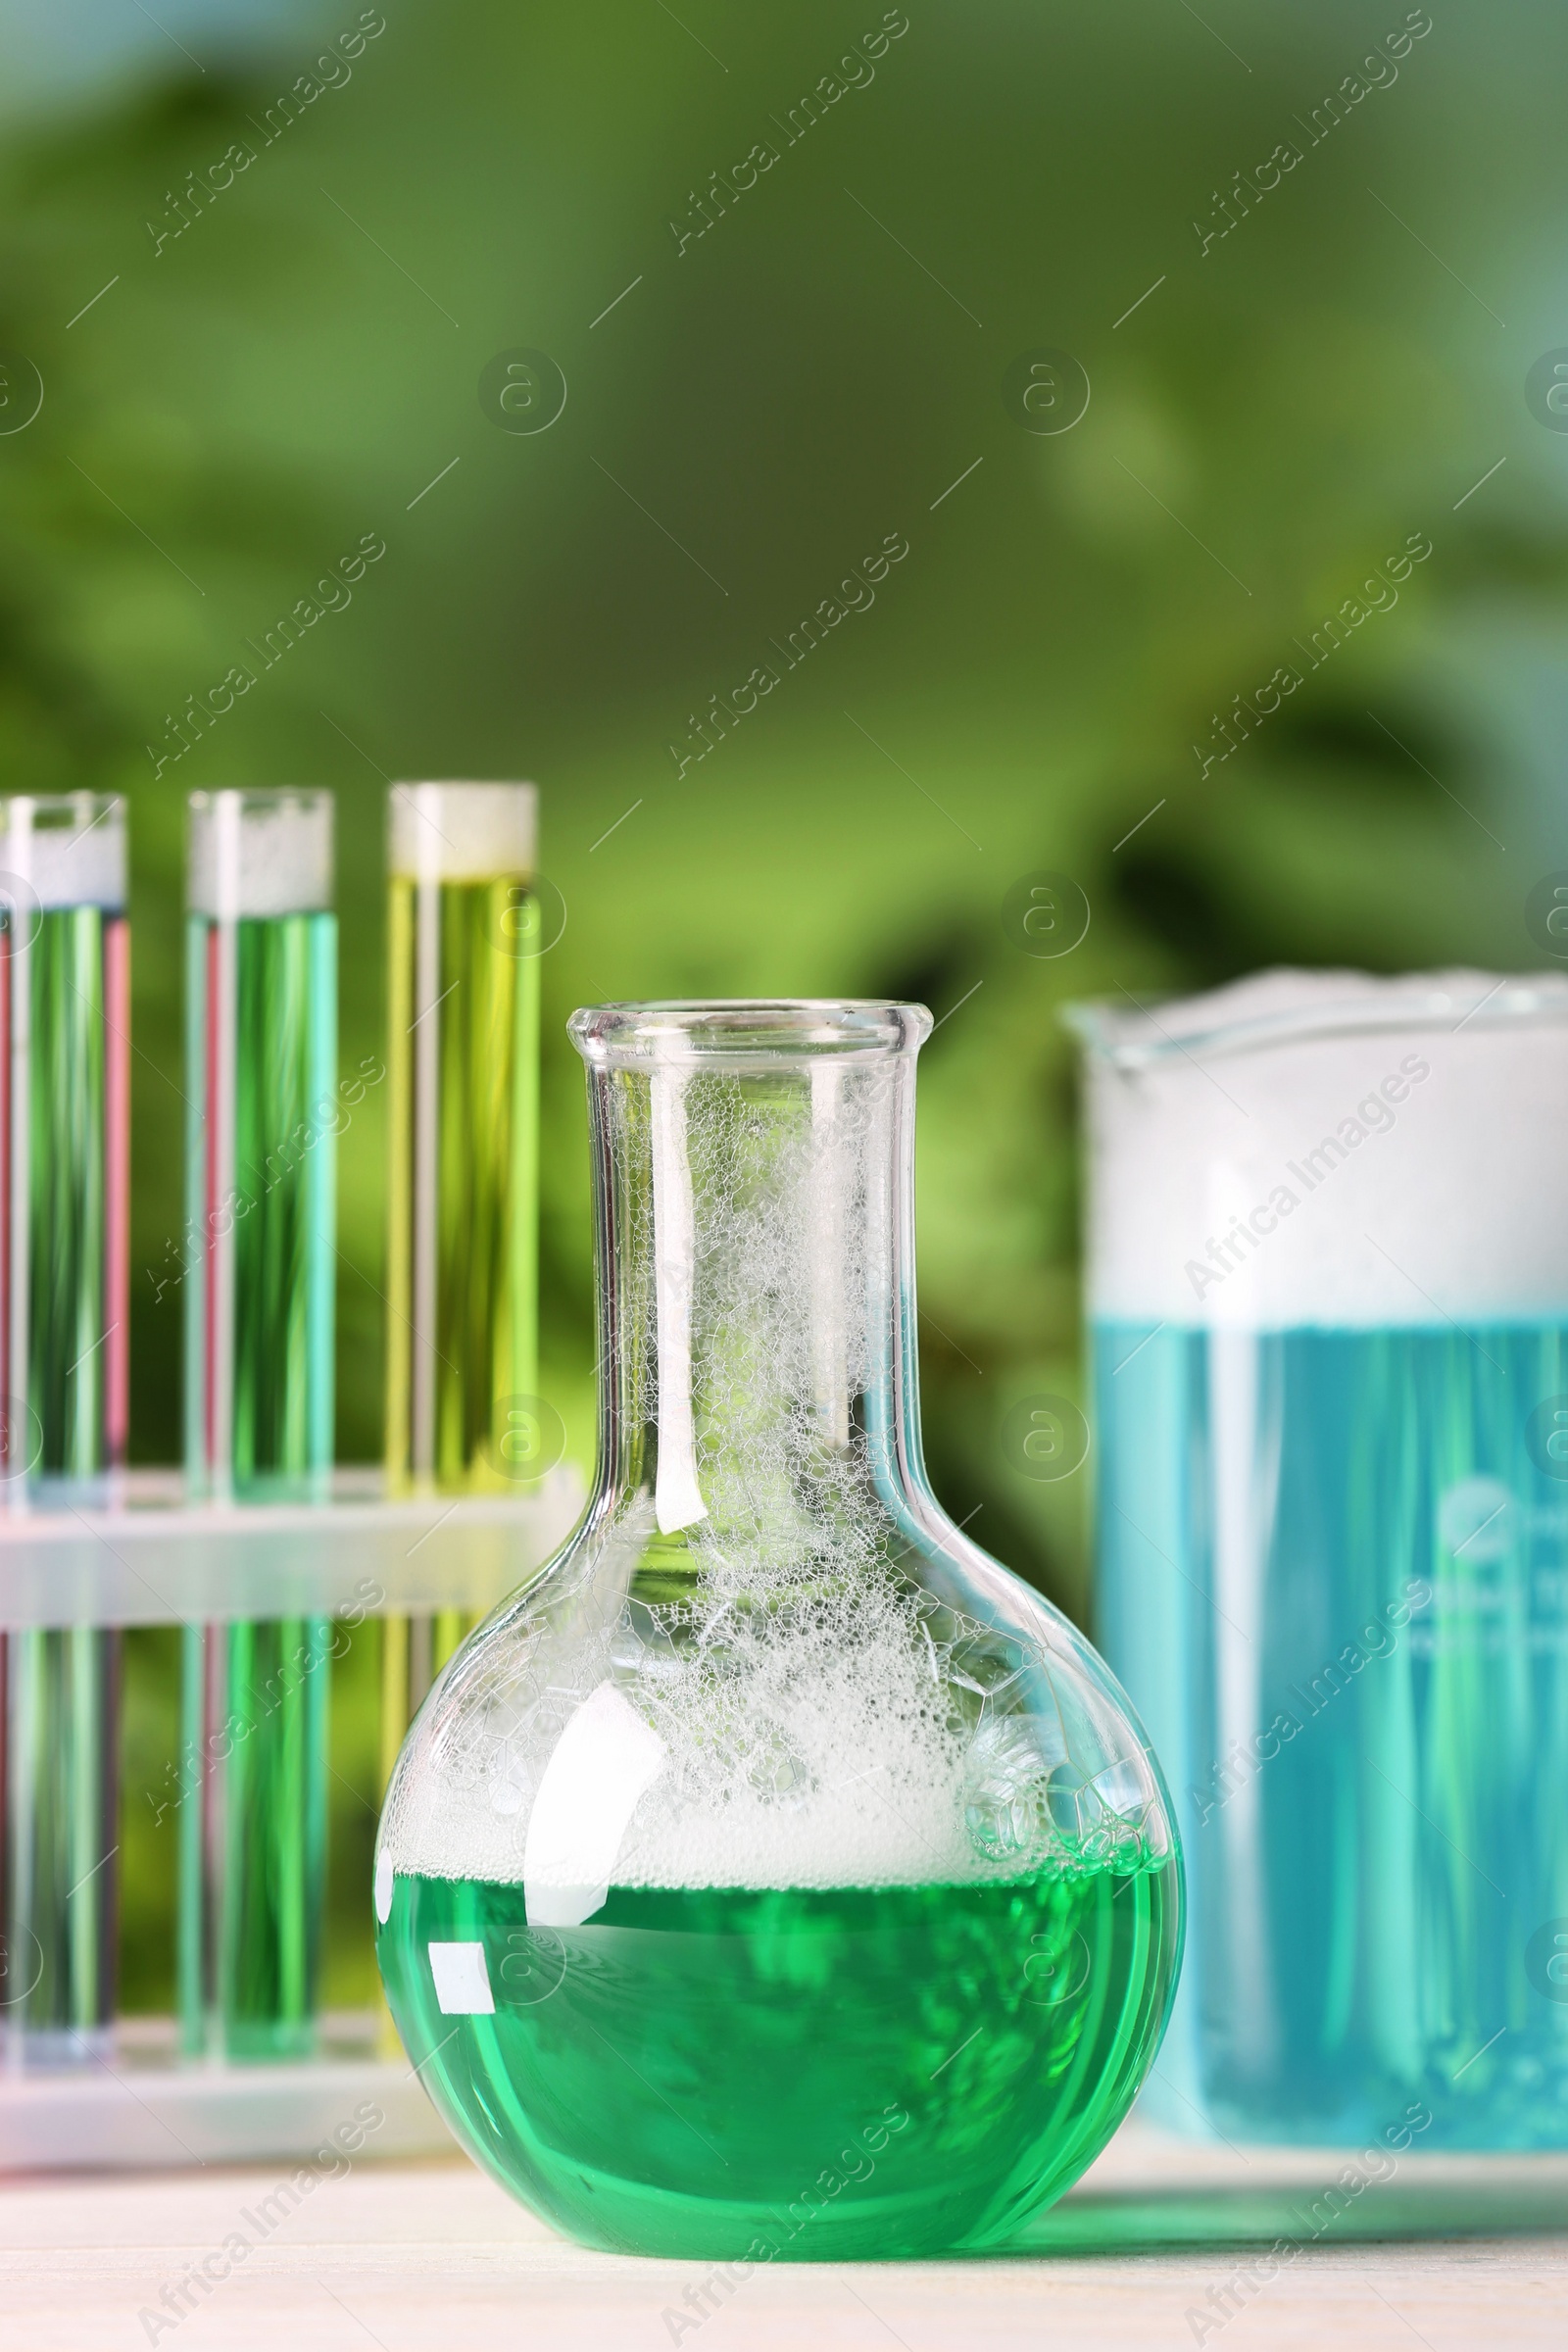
top-left (1062, 965), bottom-right (1568, 1069)
top-left (570, 998), bottom-right (932, 1064)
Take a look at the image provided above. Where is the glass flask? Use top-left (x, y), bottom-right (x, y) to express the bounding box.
top-left (376, 999), bottom-right (1180, 2259)
top-left (1069, 967), bottom-right (1568, 2150)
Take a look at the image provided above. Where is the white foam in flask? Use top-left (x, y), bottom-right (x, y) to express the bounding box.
top-left (1066, 967), bottom-right (1568, 1328)
top-left (523, 1682), bottom-right (666, 1927)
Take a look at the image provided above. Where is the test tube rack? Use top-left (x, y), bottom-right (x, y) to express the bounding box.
top-left (0, 1465), bottom-right (582, 2171)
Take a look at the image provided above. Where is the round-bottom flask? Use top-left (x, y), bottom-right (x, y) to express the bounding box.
top-left (376, 1001), bottom-right (1181, 2258)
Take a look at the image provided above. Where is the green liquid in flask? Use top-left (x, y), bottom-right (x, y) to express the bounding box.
top-left (377, 1860), bottom-right (1178, 2258)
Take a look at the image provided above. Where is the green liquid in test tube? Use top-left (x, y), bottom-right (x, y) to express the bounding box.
top-left (179, 790), bottom-right (335, 2062)
top-left (0, 793), bottom-right (128, 2068)
top-left (380, 783), bottom-right (539, 1787)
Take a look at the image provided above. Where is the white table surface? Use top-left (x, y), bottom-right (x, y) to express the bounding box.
top-left (1, 2123), bottom-right (1563, 2350)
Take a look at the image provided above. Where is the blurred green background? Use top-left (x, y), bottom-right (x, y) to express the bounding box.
top-left (2, 0), bottom-right (1563, 2012)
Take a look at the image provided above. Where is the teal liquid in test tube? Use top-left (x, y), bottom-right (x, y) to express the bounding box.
top-left (179, 791), bottom-right (335, 2061)
top-left (0, 794), bottom-right (128, 2068)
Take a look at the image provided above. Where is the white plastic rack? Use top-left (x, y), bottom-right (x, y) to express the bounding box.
top-left (0, 1465), bottom-right (583, 2172)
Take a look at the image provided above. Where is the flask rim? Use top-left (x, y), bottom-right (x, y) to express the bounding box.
top-left (1063, 968), bottom-right (1568, 1071)
top-left (570, 998), bottom-right (932, 1066)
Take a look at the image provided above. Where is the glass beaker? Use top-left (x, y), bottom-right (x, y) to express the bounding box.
top-left (375, 1000), bottom-right (1180, 2259)
top-left (1069, 967), bottom-right (1568, 2149)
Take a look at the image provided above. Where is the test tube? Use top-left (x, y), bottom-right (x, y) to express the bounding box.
top-left (0, 793), bottom-right (128, 2068)
top-left (380, 783), bottom-right (539, 1785)
top-left (179, 790), bottom-right (335, 2062)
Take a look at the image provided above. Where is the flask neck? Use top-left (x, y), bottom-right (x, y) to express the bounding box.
top-left (583, 1043), bottom-right (925, 1534)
